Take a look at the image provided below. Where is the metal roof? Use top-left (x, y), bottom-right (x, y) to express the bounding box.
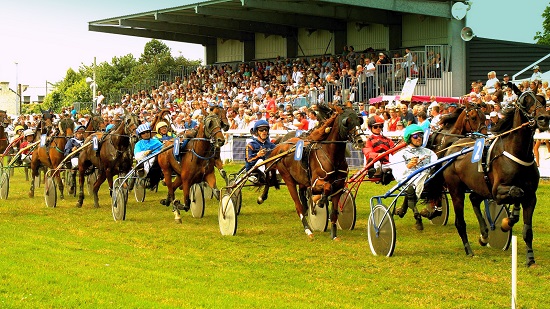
top-left (89, 0), bottom-right (453, 45)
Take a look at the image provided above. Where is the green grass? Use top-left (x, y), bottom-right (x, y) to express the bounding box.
top-left (1, 164), bottom-right (549, 308)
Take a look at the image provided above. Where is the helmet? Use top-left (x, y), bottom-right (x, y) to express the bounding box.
top-left (24, 129), bottom-right (35, 137)
top-left (533, 65), bottom-right (540, 70)
top-left (155, 121), bottom-right (168, 132)
top-left (403, 124), bottom-right (424, 144)
top-left (252, 119), bottom-right (270, 133)
top-left (136, 123), bottom-right (151, 135)
top-left (105, 124), bottom-right (115, 132)
top-left (14, 125), bottom-right (24, 132)
top-left (367, 116), bottom-right (385, 128)
top-left (75, 125), bottom-right (86, 132)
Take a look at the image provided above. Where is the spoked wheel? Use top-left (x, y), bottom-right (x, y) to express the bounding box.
top-left (219, 193), bottom-right (237, 235)
top-left (0, 171), bottom-right (10, 200)
top-left (112, 186), bottom-right (128, 221)
top-left (228, 179), bottom-right (243, 215)
top-left (44, 177), bottom-right (57, 208)
top-left (367, 204), bottom-right (396, 257)
top-left (307, 192), bottom-right (328, 232)
top-left (87, 170), bottom-right (98, 195)
top-left (336, 188), bottom-right (356, 230)
top-left (430, 193), bottom-right (450, 226)
top-left (134, 178), bottom-right (146, 203)
top-left (190, 183), bottom-right (205, 218)
top-left (484, 200), bottom-right (512, 250)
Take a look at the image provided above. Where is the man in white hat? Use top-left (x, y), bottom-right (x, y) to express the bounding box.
top-left (531, 65), bottom-right (543, 81)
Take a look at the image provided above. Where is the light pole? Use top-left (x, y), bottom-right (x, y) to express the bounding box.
top-left (15, 62), bottom-right (20, 115)
top-left (86, 57), bottom-right (97, 111)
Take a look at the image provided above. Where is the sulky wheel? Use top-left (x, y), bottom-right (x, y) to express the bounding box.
top-left (190, 183), bottom-right (205, 218)
top-left (367, 204), bottom-right (396, 257)
top-left (430, 193), bottom-right (450, 226)
top-left (112, 186), bottom-right (127, 221)
top-left (134, 178), bottom-right (146, 203)
top-left (44, 177), bottom-right (57, 208)
top-left (0, 171), bottom-right (10, 200)
top-left (484, 200), bottom-right (512, 251)
top-left (336, 188), bottom-right (356, 230)
top-left (219, 193), bottom-right (237, 235)
top-left (306, 192), bottom-right (328, 232)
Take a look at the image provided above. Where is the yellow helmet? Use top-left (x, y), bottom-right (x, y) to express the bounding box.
top-left (14, 125), bottom-right (24, 132)
top-left (155, 121), bottom-right (168, 132)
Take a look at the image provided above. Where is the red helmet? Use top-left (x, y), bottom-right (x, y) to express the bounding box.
top-left (367, 115), bottom-right (384, 128)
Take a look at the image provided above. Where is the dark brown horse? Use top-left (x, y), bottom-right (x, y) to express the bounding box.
top-left (156, 112), bottom-right (226, 222)
top-left (0, 110), bottom-right (10, 155)
top-left (429, 102), bottom-right (487, 157)
top-left (75, 112), bottom-right (140, 208)
top-left (29, 115), bottom-right (74, 199)
top-left (83, 113), bottom-right (106, 138)
top-left (260, 105), bottom-right (364, 240)
top-left (441, 92), bottom-right (548, 266)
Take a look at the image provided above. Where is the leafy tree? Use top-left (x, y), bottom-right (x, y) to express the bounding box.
top-left (535, 3), bottom-right (550, 45)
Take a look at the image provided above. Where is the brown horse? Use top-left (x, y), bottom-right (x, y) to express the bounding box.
top-left (156, 112), bottom-right (226, 222)
top-left (260, 105), bottom-right (364, 240)
top-left (75, 112), bottom-right (140, 208)
top-left (29, 115), bottom-right (74, 199)
top-left (0, 110), bottom-right (10, 155)
top-left (83, 113), bottom-right (106, 138)
top-left (429, 102), bottom-right (487, 157)
top-left (440, 92), bottom-right (548, 266)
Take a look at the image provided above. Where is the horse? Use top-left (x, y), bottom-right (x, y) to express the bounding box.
top-left (0, 110), bottom-right (10, 155)
top-left (428, 102), bottom-right (487, 157)
top-left (28, 115), bottom-right (74, 199)
top-left (259, 105), bottom-right (364, 240)
top-left (84, 113), bottom-right (106, 138)
top-left (156, 112), bottom-right (226, 223)
top-left (440, 92), bottom-right (548, 266)
top-left (75, 112), bottom-right (140, 208)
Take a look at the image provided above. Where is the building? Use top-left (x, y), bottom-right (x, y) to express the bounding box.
top-left (0, 82), bottom-right (18, 115)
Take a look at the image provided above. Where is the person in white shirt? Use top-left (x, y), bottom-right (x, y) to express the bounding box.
top-left (531, 65), bottom-right (543, 81)
top-left (484, 71), bottom-right (499, 94)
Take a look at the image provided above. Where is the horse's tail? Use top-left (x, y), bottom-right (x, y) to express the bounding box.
top-left (423, 163), bottom-right (446, 206)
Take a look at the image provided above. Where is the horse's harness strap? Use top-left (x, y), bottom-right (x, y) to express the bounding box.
top-left (502, 151), bottom-right (535, 166)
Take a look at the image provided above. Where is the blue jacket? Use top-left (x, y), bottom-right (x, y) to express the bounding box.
top-left (245, 137), bottom-right (276, 170)
top-left (134, 138), bottom-right (163, 161)
top-left (64, 137), bottom-right (84, 157)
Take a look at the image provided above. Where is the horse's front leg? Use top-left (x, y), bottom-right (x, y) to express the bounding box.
top-left (92, 170), bottom-right (108, 208)
top-left (330, 193), bottom-right (341, 240)
top-left (449, 187), bottom-right (474, 256)
top-left (55, 171), bottom-right (64, 200)
top-left (281, 176), bottom-right (313, 239)
top-left (205, 170), bottom-right (219, 200)
top-left (521, 197), bottom-right (536, 267)
top-left (469, 193), bottom-right (489, 246)
top-left (214, 156), bottom-right (228, 185)
top-left (76, 168), bottom-right (86, 208)
top-left (160, 169), bottom-right (174, 207)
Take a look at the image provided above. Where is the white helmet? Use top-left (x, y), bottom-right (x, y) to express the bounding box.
top-left (24, 129), bottom-right (35, 137)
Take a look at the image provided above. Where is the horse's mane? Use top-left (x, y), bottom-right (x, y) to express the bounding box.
top-left (490, 106), bottom-right (516, 134)
top-left (439, 107), bottom-right (464, 126)
top-left (59, 118), bottom-right (75, 136)
top-left (307, 108), bottom-right (339, 141)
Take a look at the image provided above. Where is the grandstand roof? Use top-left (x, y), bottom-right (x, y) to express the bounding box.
top-left (89, 0), bottom-right (453, 45)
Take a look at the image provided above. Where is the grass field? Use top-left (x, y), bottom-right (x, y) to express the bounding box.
top-left (0, 163), bottom-right (549, 308)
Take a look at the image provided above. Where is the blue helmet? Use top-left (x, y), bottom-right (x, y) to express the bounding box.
top-left (136, 123), bottom-right (151, 135)
top-left (403, 124), bottom-right (424, 143)
top-left (105, 124), bottom-right (115, 132)
top-left (75, 125), bottom-right (86, 132)
top-left (253, 119), bottom-right (270, 133)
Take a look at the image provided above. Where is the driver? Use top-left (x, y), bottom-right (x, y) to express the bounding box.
top-left (154, 121), bottom-right (175, 142)
top-left (20, 129), bottom-right (36, 164)
top-left (134, 123), bottom-right (163, 177)
top-left (64, 125), bottom-right (86, 169)
top-left (245, 119), bottom-right (276, 184)
top-left (389, 124), bottom-right (438, 231)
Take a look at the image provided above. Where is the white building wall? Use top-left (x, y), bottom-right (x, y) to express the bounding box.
top-left (402, 15), bottom-right (448, 47)
top-left (255, 33), bottom-right (286, 59)
top-left (217, 38), bottom-right (244, 63)
top-left (0, 82), bottom-right (17, 115)
top-left (346, 23), bottom-right (389, 52)
top-left (296, 28), bottom-right (334, 56)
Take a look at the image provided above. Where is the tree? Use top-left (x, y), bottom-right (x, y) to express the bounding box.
top-left (534, 4), bottom-right (550, 45)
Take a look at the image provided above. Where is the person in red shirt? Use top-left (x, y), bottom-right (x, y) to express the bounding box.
top-left (265, 91), bottom-right (277, 119)
top-left (295, 112), bottom-right (309, 131)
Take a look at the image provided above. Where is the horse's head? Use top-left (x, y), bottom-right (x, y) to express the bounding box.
top-left (338, 107), bottom-right (364, 149)
top-left (59, 118), bottom-right (75, 137)
top-left (211, 105), bottom-right (229, 131)
top-left (90, 113), bottom-right (106, 132)
top-left (40, 109), bottom-right (54, 131)
top-left (204, 114), bottom-right (225, 148)
top-left (462, 102), bottom-right (487, 135)
top-left (123, 112), bottom-right (140, 137)
top-left (517, 92), bottom-right (549, 132)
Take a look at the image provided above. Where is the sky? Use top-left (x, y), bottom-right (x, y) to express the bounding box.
top-left (0, 0), bottom-right (547, 91)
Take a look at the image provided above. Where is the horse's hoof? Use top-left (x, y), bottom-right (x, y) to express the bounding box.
top-left (332, 237), bottom-right (341, 242)
top-left (307, 234), bottom-right (314, 241)
top-left (28, 192), bottom-right (34, 198)
top-left (501, 218), bottom-right (513, 232)
top-left (160, 199), bottom-right (169, 206)
top-left (478, 235), bottom-right (489, 247)
top-left (257, 196), bottom-right (264, 204)
top-left (76, 203), bottom-right (82, 208)
top-left (527, 261), bottom-right (538, 268)
top-left (175, 218), bottom-right (182, 224)
top-left (60, 195), bottom-right (64, 200)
